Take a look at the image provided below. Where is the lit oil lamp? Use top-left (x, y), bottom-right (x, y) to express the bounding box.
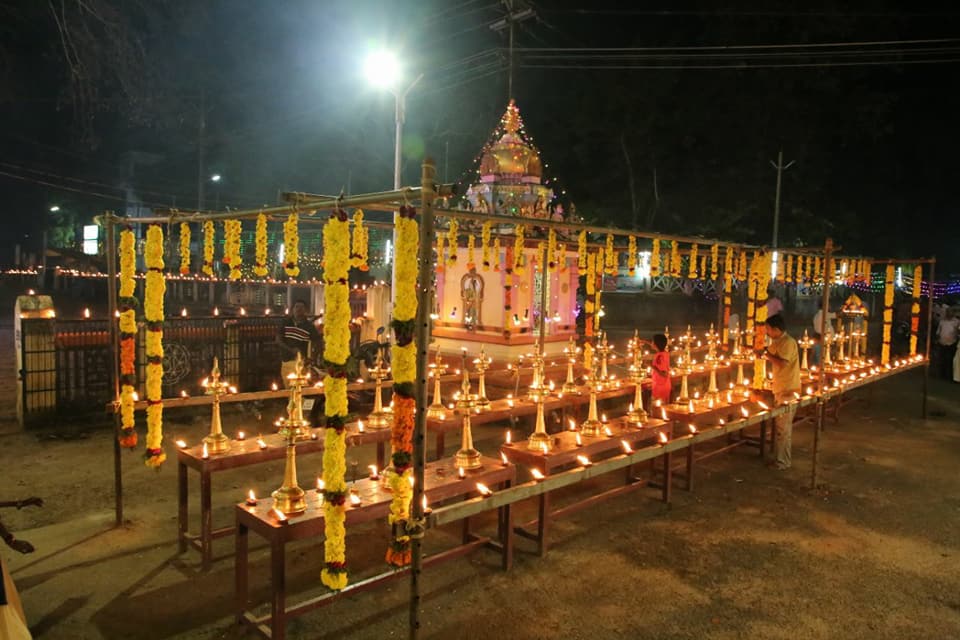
top-left (530, 468), bottom-right (545, 481)
top-left (658, 432), bottom-right (668, 444)
top-left (476, 483), bottom-right (493, 497)
top-left (245, 490), bottom-right (257, 506)
top-left (620, 440), bottom-right (633, 454)
top-left (576, 454), bottom-right (592, 467)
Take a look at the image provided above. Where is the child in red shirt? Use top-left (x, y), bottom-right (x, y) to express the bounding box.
top-left (650, 333), bottom-right (672, 405)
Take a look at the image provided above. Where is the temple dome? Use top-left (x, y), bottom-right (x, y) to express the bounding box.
top-left (478, 100), bottom-right (542, 182)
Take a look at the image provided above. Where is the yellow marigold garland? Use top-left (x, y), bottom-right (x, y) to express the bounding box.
top-left (722, 247), bottom-right (734, 344)
top-left (751, 251), bottom-right (772, 389)
top-left (350, 210), bottom-right (369, 271)
top-left (223, 219), bottom-right (242, 280)
top-left (436, 230), bottom-right (446, 273)
top-left (547, 229), bottom-right (557, 272)
top-left (584, 250), bottom-right (596, 336)
top-left (254, 213), bottom-right (268, 277)
top-left (387, 205), bottom-right (419, 567)
top-left (604, 234), bottom-right (614, 275)
top-left (700, 255), bottom-right (707, 279)
top-left (466, 234), bottom-right (476, 269)
top-left (202, 220), bottom-right (215, 277)
top-left (446, 219), bottom-right (459, 267)
top-left (710, 243), bottom-right (719, 280)
top-left (688, 243), bottom-right (699, 279)
top-left (481, 221), bottom-right (492, 270)
top-left (283, 212), bottom-right (300, 277)
top-left (320, 209), bottom-right (351, 590)
top-left (627, 235), bottom-right (637, 277)
top-left (737, 248), bottom-right (748, 281)
top-left (144, 225), bottom-right (165, 468)
top-left (650, 238), bottom-right (661, 276)
top-left (910, 265), bottom-right (921, 355)
top-left (577, 229), bottom-right (587, 269)
top-left (882, 264), bottom-right (895, 364)
top-left (118, 228), bottom-right (138, 449)
top-left (513, 225), bottom-right (525, 275)
top-left (492, 237), bottom-right (501, 272)
top-left (670, 241), bottom-right (681, 277)
top-left (178, 223), bottom-right (191, 275)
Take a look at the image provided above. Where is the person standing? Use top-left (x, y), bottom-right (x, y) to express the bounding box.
top-left (811, 300), bottom-right (836, 365)
top-left (937, 308), bottom-right (959, 380)
top-left (2, 496), bottom-right (43, 640)
top-left (649, 334), bottom-right (672, 406)
top-left (758, 314), bottom-right (801, 470)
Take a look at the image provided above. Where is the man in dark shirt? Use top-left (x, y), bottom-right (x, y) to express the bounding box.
top-left (277, 300), bottom-right (320, 384)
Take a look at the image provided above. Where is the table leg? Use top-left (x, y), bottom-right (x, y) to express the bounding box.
top-left (200, 470), bottom-right (212, 570)
top-left (376, 442), bottom-right (385, 469)
top-left (178, 461), bottom-right (188, 553)
top-left (686, 443), bottom-right (695, 492)
top-left (235, 520), bottom-right (249, 624)
top-left (662, 451), bottom-right (672, 504)
top-left (271, 538), bottom-right (287, 640)
top-left (435, 431), bottom-right (445, 459)
top-left (537, 492), bottom-right (551, 557)
top-left (759, 421), bottom-right (767, 458)
top-left (770, 418), bottom-right (777, 461)
top-left (462, 514), bottom-right (471, 545)
top-left (501, 480), bottom-right (513, 571)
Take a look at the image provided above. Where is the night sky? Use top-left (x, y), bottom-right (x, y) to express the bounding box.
top-left (1, 1), bottom-right (958, 271)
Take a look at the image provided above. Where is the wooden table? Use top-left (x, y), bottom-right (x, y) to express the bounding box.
top-left (500, 418), bottom-right (669, 557)
top-left (177, 423), bottom-right (390, 570)
top-left (235, 456), bottom-right (516, 640)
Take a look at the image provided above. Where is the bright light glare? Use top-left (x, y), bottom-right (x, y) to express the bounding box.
top-left (364, 50), bottom-right (401, 89)
top-left (210, 174), bottom-right (221, 182)
top-left (49, 205), bottom-right (60, 212)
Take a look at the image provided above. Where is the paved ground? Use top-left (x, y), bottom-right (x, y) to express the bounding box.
top-left (2, 368), bottom-right (958, 639)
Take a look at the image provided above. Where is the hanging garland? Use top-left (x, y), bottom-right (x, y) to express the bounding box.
top-left (751, 251), bottom-right (772, 389)
top-left (118, 228), bottom-right (138, 449)
top-left (584, 250), bottom-right (596, 337)
top-left (466, 234), bottom-right (476, 269)
top-left (604, 234), bottom-right (615, 275)
top-left (481, 221), bottom-right (492, 270)
top-left (254, 213), bottom-right (268, 277)
top-left (722, 247), bottom-right (734, 345)
top-left (910, 265), bottom-right (921, 356)
top-left (178, 223), bottom-right (191, 275)
top-left (386, 205), bottom-right (419, 567)
top-left (492, 237), bottom-right (501, 272)
top-left (688, 243), bottom-right (699, 279)
top-left (513, 225), bottom-right (525, 275)
top-left (283, 212), bottom-right (300, 277)
top-left (627, 236), bottom-right (637, 277)
top-left (557, 242), bottom-right (567, 272)
top-left (436, 230), bottom-right (446, 273)
top-left (202, 220), bottom-right (215, 277)
top-left (547, 229), bottom-right (557, 272)
top-left (577, 230), bottom-right (587, 269)
top-left (881, 264), bottom-right (895, 364)
top-left (144, 225), bottom-right (166, 468)
top-left (650, 238), bottom-right (661, 277)
top-left (320, 208), bottom-right (351, 590)
top-left (351, 210), bottom-right (369, 271)
top-left (223, 219), bottom-right (242, 280)
top-left (814, 256), bottom-right (823, 283)
top-left (775, 252), bottom-right (785, 283)
top-left (710, 243), bottom-right (719, 280)
top-left (700, 255), bottom-right (707, 279)
top-left (670, 241), bottom-right (681, 278)
top-left (737, 249), bottom-right (748, 282)
top-left (503, 244), bottom-right (513, 331)
top-left (446, 219), bottom-right (459, 267)
top-left (795, 254), bottom-right (804, 284)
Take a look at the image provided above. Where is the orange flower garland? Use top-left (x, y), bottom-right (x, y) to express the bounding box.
top-left (118, 227), bottom-right (138, 449)
top-left (910, 265), bottom-right (921, 356)
top-left (143, 224), bottom-right (166, 468)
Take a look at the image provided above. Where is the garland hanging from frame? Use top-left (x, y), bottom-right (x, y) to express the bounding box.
top-left (751, 250), bottom-right (772, 389)
top-left (283, 212), bottom-right (300, 277)
top-left (481, 221), bottom-right (492, 270)
top-left (627, 236), bottom-right (637, 277)
top-left (254, 213), bottom-right (268, 277)
top-left (650, 238), bottom-right (661, 277)
top-left (202, 220), bottom-right (215, 277)
top-left (881, 264), bottom-right (895, 364)
top-left (351, 210), bottom-right (369, 271)
top-left (178, 223), bottom-right (191, 275)
top-left (320, 208), bottom-right (351, 590)
top-left (386, 204), bottom-right (419, 567)
top-left (577, 230), bottom-right (587, 269)
top-left (446, 219), bottom-right (458, 267)
top-left (223, 219), bottom-right (242, 280)
top-left (688, 243), bottom-right (698, 279)
top-left (118, 227), bottom-right (138, 449)
top-left (910, 265), bottom-right (921, 356)
top-left (144, 225), bottom-right (166, 468)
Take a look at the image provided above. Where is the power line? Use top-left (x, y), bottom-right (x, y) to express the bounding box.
top-left (519, 58), bottom-right (960, 70)
top-left (512, 37), bottom-right (960, 52)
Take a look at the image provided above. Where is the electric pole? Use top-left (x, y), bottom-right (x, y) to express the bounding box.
top-left (197, 90), bottom-right (207, 211)
top-left (770, 149), bottom-right (795, 249)
top-left (490, 0), bottom-right (535, 100)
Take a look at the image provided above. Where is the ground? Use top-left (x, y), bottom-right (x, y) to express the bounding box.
top-left (2, 369), bottom-right (958, 640)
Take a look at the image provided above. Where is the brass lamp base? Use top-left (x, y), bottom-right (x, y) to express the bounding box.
top-left (625, 408), bottom-right (648, 425)
top-left (426, 404), bottom-right (446, 420)
top-left (474, 395), bottom-right (490, 409)
top-left (272, 485), bottom-right (306, 516)
top-left (203, 430), bottom-right (230, 454)
top-left (277, 420), bottom-right (310, 441)
top-left (580, 418), bottom-right (603, 437)
top-left (561, 381), bottom-right (580, 395)
top-left (527, 430), bottom-right (552, 452)
top-left (366, 411), bottom-right (391, 430)
top-left (454, 447), bottom-right (483, 469)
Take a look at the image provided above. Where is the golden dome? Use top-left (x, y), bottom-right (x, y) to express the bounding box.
top-left (479, 100), bottom-right (542, 181)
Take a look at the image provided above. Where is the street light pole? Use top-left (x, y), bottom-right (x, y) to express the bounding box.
top-left (770, 149), bottom-right (795, 249)
top-left (392, 74), bottom-right (424, 190)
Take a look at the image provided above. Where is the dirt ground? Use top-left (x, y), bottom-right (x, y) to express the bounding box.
top-left (2, 369), bottom-right (959, 640)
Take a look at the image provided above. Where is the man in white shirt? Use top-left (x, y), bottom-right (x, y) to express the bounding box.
top-left (937, 308), bottom-right (959, 380)
top-left (811, 301), bottom-right (835, 365)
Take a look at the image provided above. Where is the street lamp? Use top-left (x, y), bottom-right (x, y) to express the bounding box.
top-left (49, 205), bottom-right (60, 212)
top-left (210, 174), bottom-right (222, 209)
top-left (364, 50), bottom-right (423, 189)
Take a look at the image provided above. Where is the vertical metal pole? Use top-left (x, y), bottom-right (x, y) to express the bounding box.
top-left (537, 248), bottom-right (548, 357)
top-left (393, 94), bottom-right (404, 191)
top-left (104, 213), bottom-right (124, 526)
top-left (922, 258), bottom-right (936, 419)
top-left (771, 150), bottom-right (783, 249)
top-left (811, 238), bottom-right (832, 490)
top-left (409, 158), bottom-right (436, 640)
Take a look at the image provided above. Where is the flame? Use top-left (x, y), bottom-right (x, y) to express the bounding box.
top-left (213, 307), bottom-right (219, 316)
top-left (317, 478), bottom-right (325, 491)
top-left (368, 465), bottom-right (378, 478)
top-left (541, 441), bottom-right (549, 454)
top-left (757, 401), bottom-right (770, 411)
top-left (132, 391), bottom-right (140, 401)
top-left (568, 419), bottom-right (577, 431)
top-left (621, 440), bottom-right (633, 454)
top-left (688, 424), bottom-right (697, 434)
top-left (422, 494), bottom-right (429, 511)
top-left (628, 403), bottom-right (634, 412)
top-left (237, 431), bottom-right (245, 440)
top-left (175, 439), bottom-right (187, 449)
top-left (271, 382), bottom-right (278, 391)
top-left (575, 433), bottom-right (582, 446)
top-left (180, 390), bottom-right (188, 398)
top-left (248, 489), bottom-right (256, 502)
top-left (201, 442), bottom-right (209, 458)
top-left (530, 468), bottom-right (545, 481)
top-left (83, 308), bottom-right (91, 318)
top-left (688, 400), bottom-right (695, 414)
top-left (694, 391), bottom-right (700, 400)
top-left (740, 406), bottom-right (750, 418)
top-left (793, 391), bottom-right (801, 400)
top-left (228, 386), bottom-right (238, 394)
top-left (349, 493), bottom-right (361, 506)
top-left (576, 454), bottom-right (592, 466)
top-left (505, 430), bottom-right (512, 444)
top-left (408, 474), bottom-right (415, 488)
top-left (806, 386), bottom-right (814, 395)
top-left (458, 467), bottom-right (466, 479)
top-left (357, 420), bottom-right (365, 433)
top-left (507, 399), bottom-right (515, 408)
top-left (660, 407), bottom-right (668, 421)
top-left (500, 451), bottom-right (509, 465)
top-left (272, 508), bottom-right (287, 522)
top-left (659, 432), bottom-right (668, 444)
top-left (476, 483), bottom-right (493, 496)
top-left (718, 418), bottom-right (725, 426)
top-left (181, 308), bottom-right (188, 317)
top-left (257, 437), bottom-right (267, 449)
top-left (601, 413), bottom-right (608, 423)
